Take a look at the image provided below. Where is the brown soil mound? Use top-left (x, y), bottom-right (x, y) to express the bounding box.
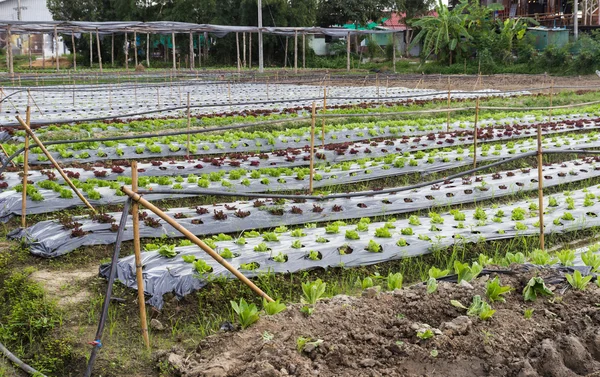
top-left (163, 266), bottom-right (600, 377)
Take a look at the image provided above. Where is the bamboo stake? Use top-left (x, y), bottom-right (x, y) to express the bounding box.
top-left (96, 28), bottom-right (103, 73)
top-left (146, 33), bottom-right (150, 68)
top-left (473, 97), bottom-right (479, 169)
top-left (284, 37), bottom-right (288, 69)
top-left (187, 93), bottom-right (191, 158)
top-left (54, 26), bottom-right (59, 72)
top-left (549, 80), bottom-right (554, 123)
top-left (537, 107), bottom-right (545, 251)
top-left (172, 32), bottom-right (176, 71)
top-left (28, 34), bottom-right (32, 70)
top-left (346, 32), bottom-right (351, 72)
top-left (89, 32), bottom-right (93, 68)
top-left (189, 31), bottom-right (194, 70)
top-left (249, 32), bottom-right (252, 69)
top-left (131, 161), bottom-right (150, 349)
top-left (0, 144), bottom-right (14, 167)
top-left (15, 116), bottom-right (96, 213)
top-left (71, 32), bottom-right (76, 71)
top-left (21, 107), bottom-right (30, 228)
top-left (111, 33), bottom-right (114, 67)
top-left (121, 185), bottom-right (274, 302)
top-left (446, 77), bottom-right (451, 132)
top-left (309, 102), bottom-right (316, 194)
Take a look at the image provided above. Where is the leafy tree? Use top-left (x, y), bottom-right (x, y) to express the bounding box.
top-left (317, 0), bottom-right (394, 27)
top-left (395, 0), bottom-right (434, 55)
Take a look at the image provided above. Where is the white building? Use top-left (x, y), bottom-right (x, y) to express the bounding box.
top-left (0, 0), bottom-right (67, 57)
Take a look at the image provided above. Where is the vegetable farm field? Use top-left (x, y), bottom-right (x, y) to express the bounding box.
top-left (0, 71), bottom-right (599, 377)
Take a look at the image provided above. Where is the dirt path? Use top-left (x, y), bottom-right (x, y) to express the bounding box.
top-left (162, 265), bottom-right (600, 377)
top-left (30, 266), bottom-right (98, 307)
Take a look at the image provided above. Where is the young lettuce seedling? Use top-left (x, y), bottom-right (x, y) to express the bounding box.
top-left (523, 277), bottom-right (554, 301)
top-left (230, 298), bottom-right (260, 329)
top-left (565, 270), bottom-right (593, 291)
top-left (262, 298), bottom-right (286, 315)
top-left (485, 277), bottom-right (512, 303)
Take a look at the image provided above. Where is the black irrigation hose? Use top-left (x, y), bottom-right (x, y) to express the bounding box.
top-left (0, 341), bottom-right (48, 377)
top-left (83, 199), bottom-right (131, 377)
top-left (135, 148), bottom-right (600, 200)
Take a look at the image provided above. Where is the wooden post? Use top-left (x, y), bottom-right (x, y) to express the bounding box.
top-left (294, 30), bottom-right (298, 74)
top-left (187, 93), bottom-right (191, 158)
top-left (309, 102), bottom-right (316, 194)
top-left (111, 33), bottom-right (114, 67)
top-left (6, 25), bottom-right (12, 75)
top-left (189, 31), bottom-right (194, 70)
top-left (266, 77), bottom-right (269, 99)
top-left (146, 33), bottom-right (150, 67)
top-left (243, 32), bottom-right (247, 68)
top-left (96, 28), bottom-right (103, 73)
top-left (125, 32), bottom-right (129, 70)
top-left (131, 161), bottom-right (151, 349)
top-left (54, 26), bottom-right (60, 72)
top-left (198, 34), bottom-right (202, 68)
top-left (71, 32), bottom-right (77, 71)
top-left (346, 32), bottom-right (351, 72)
top-left (392, 32), bottom-right (396, 73)
top-left (473, 97), bottom-right (479, 169)
top-left (548, 80), bottom-right (554, 123)
top-left (172, 32), bottom-right (177, 71)
top-left (121, 186), bottom-right (274, 302)
top-left (236, 32), bottom-right (241, 73)
top-left (134, 31), bottom-right (138, 67)
top-left (302, 32), bottom-right (306, 69)
top-left (42, 33), bottom-right (46, 70)
top-left (249, 32), bottom-right (252, 69)
top-left (21, 107), bottom-right (30, 228)
top-left (446, 77), bottom-right (451, 132)
top-left (15, 116), bottom-right (97, 213)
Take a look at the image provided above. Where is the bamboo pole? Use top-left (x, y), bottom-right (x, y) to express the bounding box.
top-left (473, 97), bottom-right (479, 169)
top-left (121, 185), bottom-right (274, 302)
top-left (146, 33), bottom-right (150, 67)
top-left (243, 32), bottom-right (246, 68)
top-left (309, 102), bottom-right (316, 194)
top-left (446, 77), bottom-right (451, 132)
top-left (131, 161), bottom-right (151, 349)
top-left (172, 32), bottom-right (176, 71)
top-left (134, 31), bottom-right (138, 67)
top-left (54, 26), bottom-right (59, 72)
top-left (21, 107), bottom-right (30, 228)
top-left (249, 32), bottom-right (252, 69)
top-left (187, 93), bottom-right (191, 158)
top-left (28, 34), bottom-right (32, 70)
top-left (71, 32), bottom-right (76, 71)
top-left (346, 32), bottom-right (351, 72)
top-left (302, 32), bottom-right (306, 69)
top-left (125, 32), bottom-right (129, 70)
top-left (294, 30), bottom-right (298, 74)
top-left (549, 80), bottom-right (554, 123)
top-left (537, 106), bottom-right (545, 251)
top-left (96, 28), bottom-right (103, 73)
top-left (0, 144), bottom-right (14, 167)
top-left (15, 116), bottom-right (96, 213)
top-left (6, 26), bottom-right (12, 75)
top-left (189, 31), bottom-right (194, 70)
top-left (321, 88), bottom-right (327, 150)
top-left (111, 33), bottom-right (114, 67)
top-left (284, 37), bottom-right (288, 69)
top-left (392, 32), bottom-right (396, 73)
top-left (236, 32), bottom-right (241, 73)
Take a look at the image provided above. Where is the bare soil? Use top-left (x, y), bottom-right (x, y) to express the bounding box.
top-left (30, 266), bottom-right (97, 307)
top-left (163, 265), bottom-right (600, 377)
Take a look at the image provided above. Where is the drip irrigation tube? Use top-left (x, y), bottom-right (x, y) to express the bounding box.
top-left (0, 341), bottom-right (47, 377)
top-left (83, 199), bottom-right (131, 377)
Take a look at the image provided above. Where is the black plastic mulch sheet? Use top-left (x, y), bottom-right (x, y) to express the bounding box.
top-left (13, 159), bottom-right (600, 258)
top-left (100, 188), bottom-right (600, 308)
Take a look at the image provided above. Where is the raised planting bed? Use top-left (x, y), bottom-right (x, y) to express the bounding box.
top-left (13, 160), bottom-right (600, 257)
top-left (151, 265), bottom-right (600, 377)
top-left (10, 113), bottom-right (600, 165)
top-left (0, 83), bottom-right (529, 125)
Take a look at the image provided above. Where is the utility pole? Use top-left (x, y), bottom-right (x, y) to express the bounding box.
top-left (258, 0), bottom-right (264, 73)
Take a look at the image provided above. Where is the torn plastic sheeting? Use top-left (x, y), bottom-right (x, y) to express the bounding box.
top-left (100, 186), bottom-right (600, 308)
top-left (15, 158), bottom-right (600, 258)
top-left (24, 115), bottom-right (600, 167)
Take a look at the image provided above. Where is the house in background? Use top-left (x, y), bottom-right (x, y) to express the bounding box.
top-left (0, 0), bottom-right (67, 58)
